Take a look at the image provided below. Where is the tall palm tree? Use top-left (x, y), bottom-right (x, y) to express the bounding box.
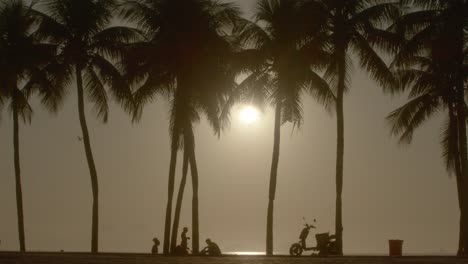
top-left (231, 0), bottom-right (334, 255)
top-left (0, 0), bottom-right (62, 252)
top-left (120, 0), bottom-right (241, 254)
top-left (389, 0), bottom-right (467, 255)
top-left (314, 0), bottom-right (400, 254)
top-left (388, 54), bottom-right (467, 256)
top-left (31, 0), bottom-right (137, 253)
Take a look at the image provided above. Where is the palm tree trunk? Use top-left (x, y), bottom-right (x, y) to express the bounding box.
top-left (266, 103), bottom-right (282, 256)
top-left (454, 6), bottom-right (468, 254)
top-left (459, 211), bottom-right (466, 256)
top-left (456, 78), bottom-right (468, 257)
top-left (456, 163), bottom-right (466, 256)
top-left (163, 131), bottom-right (179, 255)
top-left (456, 98), bottom-right (468, 257)
top-left (13, 106), bottom-right (26, 252)
top-left (170, 144), bottom-right (189, 254)
top-left (449, 105), bottom-right (465, 256)
top-left (76, 65), bottom-right (99, 253)
top-left (186, 127), bottom-right (199, 254)
top-left (335, 46), bottom-right (346, 256)
top-left (459, 219), bottom-right (466, 256)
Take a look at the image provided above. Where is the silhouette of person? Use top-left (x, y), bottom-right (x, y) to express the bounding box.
top-left (152, 237), bottom-right (160, 254)
top-left (181, 227), bottom-right (190, 250)
top-left (201, 238), bottom-right (221, 256)
top-left (299, 224), bottom-right (314, 250)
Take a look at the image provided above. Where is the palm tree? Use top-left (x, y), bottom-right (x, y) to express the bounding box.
top-left (314, 0), bottom-right (400, 254)
top-left (0, 0), bottom-right (62, 252)
top-left (31, 0), bottom-right (137, 253)
top-left (120, 0), bottom-right (241, 254)
top-left (231, 0), bottom-right (334, 255)
top-left (388, 54), bottom-right (468, 256)
top-left (389, 0), bottom-right (467, 255)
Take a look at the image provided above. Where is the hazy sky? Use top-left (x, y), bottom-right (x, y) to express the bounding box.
top-left (0, 0), bottom-right (459, 255)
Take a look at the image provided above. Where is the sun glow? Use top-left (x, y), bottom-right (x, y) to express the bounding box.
top-left (239, 106), bottom-right (259, 124)
top-left (228, 252), bottom-right (265, 255)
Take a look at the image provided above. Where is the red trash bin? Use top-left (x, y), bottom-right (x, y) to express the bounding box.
top-left (388, 240), bottom-right (403, 256)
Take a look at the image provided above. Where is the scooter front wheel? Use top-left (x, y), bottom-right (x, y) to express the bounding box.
top-left (289, 243), bottom-right (303, 256)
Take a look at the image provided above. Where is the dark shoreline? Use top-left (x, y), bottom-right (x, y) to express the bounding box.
top-left (1, 251), bottom-right (467, 264)
top-left (0, 251), bottom-right (465, 257)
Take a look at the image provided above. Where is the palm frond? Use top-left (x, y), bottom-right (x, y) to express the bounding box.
top-left (233, 17), bottom-right (271, 49)
top-left (392, 68), bottom-right (428, 93)
top-left (352, 2), bottom-right (400, 27)
top-left (29, 8), bottom-right (69, 42)
top-left (132, 71), bottom-right (175, 121)
top-left (119, 0), bottom-right (160, 34)
top-left (84, 65), bottom-right (109, 123)
top-left (400, 0), bottom-right (444, 10)
top-left (352, 32), bottom-right (397, 92)
top-left (391, 10), bottom-right (437, 36)
top-left (391, 23), bottom-right (436, 68)
top-left (92, 26), bottom-right (144, 59)
top-left (90, 54), bottom-right (133, 115)
top-left (440, 113), bottom-right (459, 175)
top-left (387, 93), bottom-right (440, 144)
top-left (363, 25), bottom-right (404, 54)
top-left (281, 85), bottom-right (303, 129)
top-left (324, 52), bottom-right (353, 95)
top-left (10, 88), bottom-right (33, 124)
top-left (230, 49), bottom-right (267, 75)
top-left (303, 69), bottom-right (335, 112)
top-left (23, 65), bottom-right (65, 113)
top-left (208, 0), bottom-right (242, 30)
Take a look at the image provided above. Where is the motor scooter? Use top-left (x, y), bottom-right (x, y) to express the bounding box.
top-left (289, 219), bottom-right (339, 256)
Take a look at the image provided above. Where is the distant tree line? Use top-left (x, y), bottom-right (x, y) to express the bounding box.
top-left (0, 0), bottom-right (466, 257)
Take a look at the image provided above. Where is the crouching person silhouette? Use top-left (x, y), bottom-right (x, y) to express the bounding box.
top-left (200, 238), bottom-right (221, 256)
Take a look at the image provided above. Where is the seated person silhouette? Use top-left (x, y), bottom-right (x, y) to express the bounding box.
top-left (200, 238), bottom-right (221, 256)
top-left (151, 237), bottom-right (160, 254)
top-left (300, 224), bottom-right (315, 250)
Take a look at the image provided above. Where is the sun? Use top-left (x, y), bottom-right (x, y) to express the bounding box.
top-left (239, 105), bottom-right (259, 124)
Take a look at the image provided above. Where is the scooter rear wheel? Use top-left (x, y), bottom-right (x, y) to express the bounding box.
top-left (289, 243), bottom-right (303, 256)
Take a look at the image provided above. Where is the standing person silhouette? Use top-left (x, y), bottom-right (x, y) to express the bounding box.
top-left (152, 238), bottom-right (160, 254)
top-left (181, 227), bottom-right (190, 251)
